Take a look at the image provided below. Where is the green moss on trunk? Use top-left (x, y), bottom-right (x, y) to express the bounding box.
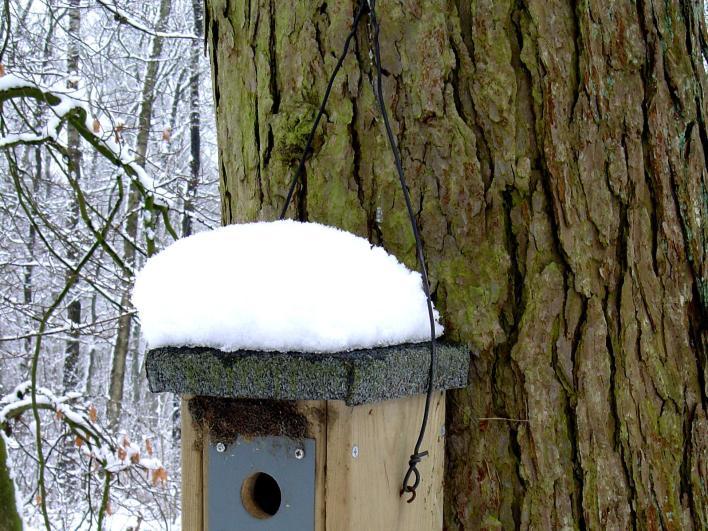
top-left (208, 0), bottom-right (708, 528)
top-left (0, 435), bottom-right (22, 531)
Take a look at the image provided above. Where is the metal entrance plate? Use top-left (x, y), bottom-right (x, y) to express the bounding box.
top-left (207, 436), bottom-right (316, 530)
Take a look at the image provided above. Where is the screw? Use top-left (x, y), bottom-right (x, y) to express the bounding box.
top-left (215, 442), bottom-right (226, 453)
top-left (294, 448), bottom-right (305, 460)
top-left (351, 445), bottom-right (359, 459)
top-left (375, 206), bottom-right (383, 224)
top-left (440, 425), bottom-right (446, 437)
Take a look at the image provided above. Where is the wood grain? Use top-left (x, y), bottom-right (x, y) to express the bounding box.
top-left (324, 393), bottom-right (445, 531)
top-left (297, 400), bottom-right (327, 531)
top-left (180, 397), bottom-right (203, 531)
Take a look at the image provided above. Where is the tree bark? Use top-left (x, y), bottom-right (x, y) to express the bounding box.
top-left (0, 435), bottom-right (22, 531)
top-left (207, 0), bottom-right (707, 528)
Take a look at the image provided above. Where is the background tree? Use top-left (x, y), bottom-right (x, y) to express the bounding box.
top-left (106, 0), bottom-right (174, 428)
top-left (207, 0), bottom-right (707, 528)
top-left (63, 0), bottom-right (83, 394)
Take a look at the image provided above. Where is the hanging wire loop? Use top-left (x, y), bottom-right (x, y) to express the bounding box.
top-left (277, 0), bottom-right (438, 504)
top-left (367, 0), bottom-right (438, 504)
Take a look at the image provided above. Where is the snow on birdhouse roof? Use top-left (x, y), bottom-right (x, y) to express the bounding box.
top-left (133, 220), bottom-right (443, 354)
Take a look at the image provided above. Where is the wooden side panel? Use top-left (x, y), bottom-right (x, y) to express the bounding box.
top-left (325, 393), bottom-right (445, 531)
top-left (202, 430), bottom-right (209, 531)
top-left (181, 397), bottom-right (204, 531)
top-left (297, 400), bottom-right (327, 531)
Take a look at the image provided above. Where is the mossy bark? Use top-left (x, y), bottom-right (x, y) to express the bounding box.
top-left (0, 435), bottom-right (22, 531)
top-left (207, 0), bottom-right (707, 528)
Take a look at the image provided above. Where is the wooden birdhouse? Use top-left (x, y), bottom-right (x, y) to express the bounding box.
top-left (145, 342), bottom-right (468, 531)
top-left (134, 220), bottom-right (469, 530)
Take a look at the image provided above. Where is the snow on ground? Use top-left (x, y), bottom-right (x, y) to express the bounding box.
top-left (102, 511), bottom-right (180, 531)
top-left (133, 220), bottom-right (443, 353)
top-left (24, 509), bottom-right (180, 531)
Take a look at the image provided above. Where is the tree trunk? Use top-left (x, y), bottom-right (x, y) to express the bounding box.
top-left (85, 290), bottom-right (100, 396)
top-left (182, 0), bottom-right (204, 238)
top-left (0, 434), bottom-right (22, 531)
top-left (107, 0), bottom-right (173, 427)
top-left (171, 0), bottom-right (206, 442)
top-left (63, 0), bottom-right (82, 393)
top-left (207, 0), bottom-right (707, 528)
top-left (20, 0), bottom-right (57, 382)
top-left (20, 146), bottom-right (41, 381)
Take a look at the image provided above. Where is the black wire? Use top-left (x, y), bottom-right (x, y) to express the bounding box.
top-left (367, 0), bottom-right (437, 503)
top-left (278, 0), bottom-right (438, 503)
top-left (279, 0), bottom-right (370, 220)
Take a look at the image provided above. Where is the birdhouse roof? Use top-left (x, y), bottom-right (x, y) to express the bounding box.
top-left (145, 342), bottom-right (469, 405)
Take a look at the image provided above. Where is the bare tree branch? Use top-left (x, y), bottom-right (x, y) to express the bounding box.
top-left (0, 74), bottom-right (178, 240)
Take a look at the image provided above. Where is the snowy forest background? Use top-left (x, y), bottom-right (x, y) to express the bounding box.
top-left (1, 0), bottom-right (217, 528)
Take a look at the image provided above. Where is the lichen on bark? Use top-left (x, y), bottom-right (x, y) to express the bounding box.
top-left (207, 0), bottom-right (707, 528)
top-left (0, 434), bottom-right (22, 531)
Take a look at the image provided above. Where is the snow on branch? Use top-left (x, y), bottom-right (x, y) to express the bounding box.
top-left (0, 382), bottom-right (166, 480)
top-left (96, 0), bottom-right (198, 40)
top-left (0, 73), bottom-right (177, 239)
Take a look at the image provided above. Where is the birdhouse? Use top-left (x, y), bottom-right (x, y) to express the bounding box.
top-left (134, 220), bottom-right (470, 530)
top-left (145, 342), bottom-right (468, 531)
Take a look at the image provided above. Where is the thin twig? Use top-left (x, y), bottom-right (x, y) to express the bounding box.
top-left (476, 417), bottom-right (530, 423)
top-left (96, 471), bottom-right (111, 530)
top-left (0, 311), bottom-right (136, 342)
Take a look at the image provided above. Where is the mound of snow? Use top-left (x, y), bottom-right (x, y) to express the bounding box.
top-left (133, 220), bottom-right (442, 353)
